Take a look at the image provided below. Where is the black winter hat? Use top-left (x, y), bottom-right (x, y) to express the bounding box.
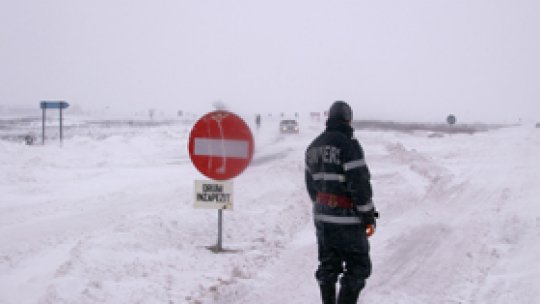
top-left (328, 101), bottom-right (352, 121)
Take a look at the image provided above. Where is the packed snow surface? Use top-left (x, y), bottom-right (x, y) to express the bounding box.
top-left (1, 117), bottom-right (539, 303)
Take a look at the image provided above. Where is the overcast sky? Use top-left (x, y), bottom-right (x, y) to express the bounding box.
top-left (1, 0), bottom-right (539, 122)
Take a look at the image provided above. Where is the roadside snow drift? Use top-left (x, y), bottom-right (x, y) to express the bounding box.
top-left (1, 118), bottom-right (539, 303)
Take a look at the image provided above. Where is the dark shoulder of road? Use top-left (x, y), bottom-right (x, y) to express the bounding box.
top-left (352, 120), bottom-right (512, 134)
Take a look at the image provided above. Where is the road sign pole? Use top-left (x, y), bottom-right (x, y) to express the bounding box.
top-left (59, 108), bottom-right (63, 144)
top-left (217, 209), bottom-right (223, 251)
top-left (42, 107), bottom-right (46, 145)
top-left (39, 101), bottom-right (69, 145)
top-left (189, 111), bottom-right (254, 254)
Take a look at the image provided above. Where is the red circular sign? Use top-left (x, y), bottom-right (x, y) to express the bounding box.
top-left (188, 111), bottom-right (254, 180)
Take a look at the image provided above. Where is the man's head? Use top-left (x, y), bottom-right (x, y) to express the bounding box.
top-left (328, 101), bottom-right (352, 122)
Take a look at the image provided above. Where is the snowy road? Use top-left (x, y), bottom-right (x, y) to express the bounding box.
top-left (1, 119), bottom-right (539, 303)
top-left (201, 124), bottom-right (540, 304)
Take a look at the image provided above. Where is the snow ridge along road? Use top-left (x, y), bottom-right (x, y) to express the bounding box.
top-left (1, 120), bottom-right (539, 303)
top-left (196, 125), bottom-right (540, 304)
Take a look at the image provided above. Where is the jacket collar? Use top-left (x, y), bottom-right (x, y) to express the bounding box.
top-left (325, 118), bottom-right (353, 137)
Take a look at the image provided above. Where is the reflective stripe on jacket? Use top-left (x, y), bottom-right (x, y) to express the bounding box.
top-left (305, 119), bottom-right (374, 224)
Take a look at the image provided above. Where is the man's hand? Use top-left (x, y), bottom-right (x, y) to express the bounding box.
top-left (366, 224), bottom-right (376, 237)
top-left (358, 208), bottom-right (378, 237)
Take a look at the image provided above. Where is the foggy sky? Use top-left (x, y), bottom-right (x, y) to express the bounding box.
top-left (1, 0), bottom-right (539, 122)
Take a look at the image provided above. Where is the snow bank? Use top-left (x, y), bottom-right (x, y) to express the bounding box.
top-left (1, 120), bottom-right (539, 303)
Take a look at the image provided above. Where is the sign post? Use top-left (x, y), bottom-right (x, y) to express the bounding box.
top-left (42, 106), bottom-right (46, 145)
top-left (188, 110), bottom-right (254, 252)
top-left (60, 106), bottom-right (63, 142)
top-left (40, 101), bottom-right (69, 145)
top-left (194, 179), bottom-right (234, 251)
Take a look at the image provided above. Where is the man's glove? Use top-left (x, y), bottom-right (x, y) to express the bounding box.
top-left (366, 224), bottom-right (376, 237)
top-left (361, 211), bottom-right (376, 226)
top-left (361, 210), bottom-right (378, 238)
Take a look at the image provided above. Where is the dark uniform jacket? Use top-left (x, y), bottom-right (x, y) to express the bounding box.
top-left (305, 118), bottom-right (375, 226)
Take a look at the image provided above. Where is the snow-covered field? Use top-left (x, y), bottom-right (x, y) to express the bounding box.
top-left (1, 116), bottom-right (539, 303)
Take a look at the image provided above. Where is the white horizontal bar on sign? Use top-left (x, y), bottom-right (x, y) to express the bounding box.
top-left (194, 138), bottom-right (249, 159)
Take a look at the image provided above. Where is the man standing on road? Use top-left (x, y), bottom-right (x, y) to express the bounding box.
top-left (305, 101), bottom-right (376, 304)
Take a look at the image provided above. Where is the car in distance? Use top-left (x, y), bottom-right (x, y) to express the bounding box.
top-left (279, 119), bottom-right (299, 134)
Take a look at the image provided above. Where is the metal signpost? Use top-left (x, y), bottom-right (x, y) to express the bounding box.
top-left (40, 101), bottom-right (69, 145)
top-left (188, 110), bottom-right (254, 252)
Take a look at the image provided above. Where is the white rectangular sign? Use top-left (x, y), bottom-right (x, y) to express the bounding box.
top-left (193, 138), bottom-right (249, 159)
top-left (194, 180), bottom-right (233, 210)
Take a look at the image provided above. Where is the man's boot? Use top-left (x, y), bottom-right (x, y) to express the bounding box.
top-left (319, 283), bottom-right (336, 304)
top-left (337, 283), bottom-right (363, 304)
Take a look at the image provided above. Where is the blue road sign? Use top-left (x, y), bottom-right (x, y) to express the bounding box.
top-left (40, 101), bottom-right (69, 109)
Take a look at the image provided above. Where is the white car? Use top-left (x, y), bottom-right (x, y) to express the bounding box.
top-left (279, 120), bottom-right (299, 134)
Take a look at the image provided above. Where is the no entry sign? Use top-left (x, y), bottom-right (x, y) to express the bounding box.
top-left (188, 111), bottom-right (254, 180)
